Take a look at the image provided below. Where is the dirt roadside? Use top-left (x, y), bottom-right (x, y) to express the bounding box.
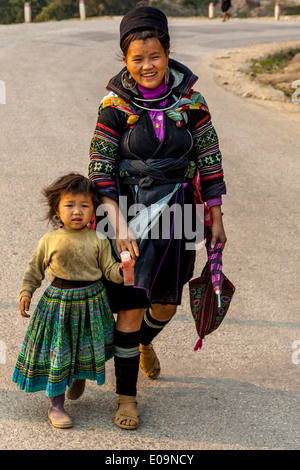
top-left (211, 39), bottom-right (300, 118)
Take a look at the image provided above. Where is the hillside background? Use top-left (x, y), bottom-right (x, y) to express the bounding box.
top-left (0, 0), bottom-right (300, 25)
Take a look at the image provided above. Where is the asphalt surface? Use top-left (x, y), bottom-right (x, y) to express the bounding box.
top-left (0, 17), bottom-right (299, 452)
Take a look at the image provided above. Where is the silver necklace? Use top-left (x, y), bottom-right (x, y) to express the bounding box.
top-left (133, 88), bottom-right (173, 102)
top-left (132, 95), bottom-right (181, 112)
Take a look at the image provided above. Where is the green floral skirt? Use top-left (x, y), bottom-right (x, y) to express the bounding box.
top-left (12, 280), bottom-right (115, 397)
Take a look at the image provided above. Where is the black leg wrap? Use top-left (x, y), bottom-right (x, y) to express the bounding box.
top-left (114, 329), bottom-right (141, 397)
top-left (140, 308), bottom-right (171, 346)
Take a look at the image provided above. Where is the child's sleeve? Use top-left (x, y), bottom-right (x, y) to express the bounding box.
top-left (97, 236), bottom-right (123, 284)
top-left (19, 236), bottom-right (48, 299)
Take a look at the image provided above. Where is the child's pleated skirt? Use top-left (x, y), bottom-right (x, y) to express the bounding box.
top-left (12, 280), bottom-right (115, 397)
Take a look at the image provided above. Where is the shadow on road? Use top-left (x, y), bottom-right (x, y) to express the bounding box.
top-left (1, 373), bottom-right (298, 450)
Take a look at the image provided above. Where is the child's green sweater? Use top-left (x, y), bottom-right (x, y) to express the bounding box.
top-left (20, 226), bottom-right (123, 299)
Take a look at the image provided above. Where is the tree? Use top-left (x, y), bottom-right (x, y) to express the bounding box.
top-left (0, 0), bottom-right (148, 24)
top-left (34, 0), bottom-right (77, 22)
top-left (0, 0), bottom-right (47, 24)
top-left (179, 0), bottom-right (211, 16)
top-left (97, 0), bottom-right (139, 16)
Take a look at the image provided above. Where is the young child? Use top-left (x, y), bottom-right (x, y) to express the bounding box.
top-left (12, 172), bottom-right (123, 429)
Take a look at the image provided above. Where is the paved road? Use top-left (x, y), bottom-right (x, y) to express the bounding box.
top-left (0, 18), bottom-right (299, 451)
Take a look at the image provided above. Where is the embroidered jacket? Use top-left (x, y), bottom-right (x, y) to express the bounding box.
top-left (88, 59), bottom-right (226, 204)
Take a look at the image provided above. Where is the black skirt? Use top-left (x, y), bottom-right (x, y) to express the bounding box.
top-left (221, 0), bottom-right (231, 12)
top-left (99, 183), bottom-right (199, 312)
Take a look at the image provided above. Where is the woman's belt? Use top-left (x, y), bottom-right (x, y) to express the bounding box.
top-left (122, 176), bottom-right (191, 186)
top-left (51, 278), bottom-right (98, 289)
top-left (119, 156), bottom-right (192, 189)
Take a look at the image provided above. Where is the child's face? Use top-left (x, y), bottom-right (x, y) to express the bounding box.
top-left (57, 193), bottom-right (94, 230)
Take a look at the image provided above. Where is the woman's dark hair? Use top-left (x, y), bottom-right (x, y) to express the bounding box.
top-left (42, 172), bottom-right (99, 224)
top-left (121, 29), bottom-right (170, 58)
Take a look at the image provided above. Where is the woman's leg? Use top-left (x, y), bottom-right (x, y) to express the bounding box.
top-left (114, 308), bottom-right (144, 427)
top-left (149, 303), bottom-right (177, 321)
top-left (141, 303), bottom-right (177, 344)
top-left (114, 305), bottom-right (176, 425)
top-left (140, 304), bottom-right (177, 378)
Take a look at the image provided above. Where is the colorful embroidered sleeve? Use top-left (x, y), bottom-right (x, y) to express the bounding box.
top-left (191, 111), bottom-right (226, 202)
top-left (89, 105), bottom-right (126, 201)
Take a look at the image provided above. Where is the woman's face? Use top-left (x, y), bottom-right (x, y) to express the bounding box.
top-left (124, 37), bottom-right (169, 90)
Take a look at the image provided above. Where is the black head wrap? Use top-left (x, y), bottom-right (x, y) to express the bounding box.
top-left (120, 6), bottom-right (169, 47)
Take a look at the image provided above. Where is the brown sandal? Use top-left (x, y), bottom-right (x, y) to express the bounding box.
top-left (114, 396), bottom-right (139, 430)
top-left (139, 343), bottom-right (161, 380)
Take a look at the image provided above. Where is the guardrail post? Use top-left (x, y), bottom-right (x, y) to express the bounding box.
top-left (79, 0), bottom-right (86, 20)
top-left (24, 2), bottom-right (31, 23)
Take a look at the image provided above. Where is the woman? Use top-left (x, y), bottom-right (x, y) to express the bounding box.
top-left (221, 0), bottom-right (231, 21)
top-left (88, 6), bottom-right (227, 429)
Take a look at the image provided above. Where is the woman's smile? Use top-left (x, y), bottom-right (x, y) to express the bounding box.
top-left (140, 71), bottom-right (158, 83)
top-left (142, 72), bottom-right (156, 78)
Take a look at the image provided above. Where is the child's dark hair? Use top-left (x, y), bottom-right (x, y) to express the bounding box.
top-left (43, 173), bottom-right (99, 225)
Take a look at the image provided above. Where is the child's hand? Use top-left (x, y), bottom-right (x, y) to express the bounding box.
top-left (119, 258), bottom-right (135, 276)
top-left (119, 258), bottom-right (136, 269)
top-left (19, 296), bottom-right (31, 318)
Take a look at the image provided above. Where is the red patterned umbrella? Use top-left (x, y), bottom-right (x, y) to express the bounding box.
top-left (206, 227), bottom-right (223, 308)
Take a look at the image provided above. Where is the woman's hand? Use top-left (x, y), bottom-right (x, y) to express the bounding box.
top-left (210, 205), bottom-right (227, 250)
top-left (116, 223), bottom-right (139, 260)
top-left (19, 296), bottom-right (31, 318)
top-left (100, 196), bottom-right (139, 260)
